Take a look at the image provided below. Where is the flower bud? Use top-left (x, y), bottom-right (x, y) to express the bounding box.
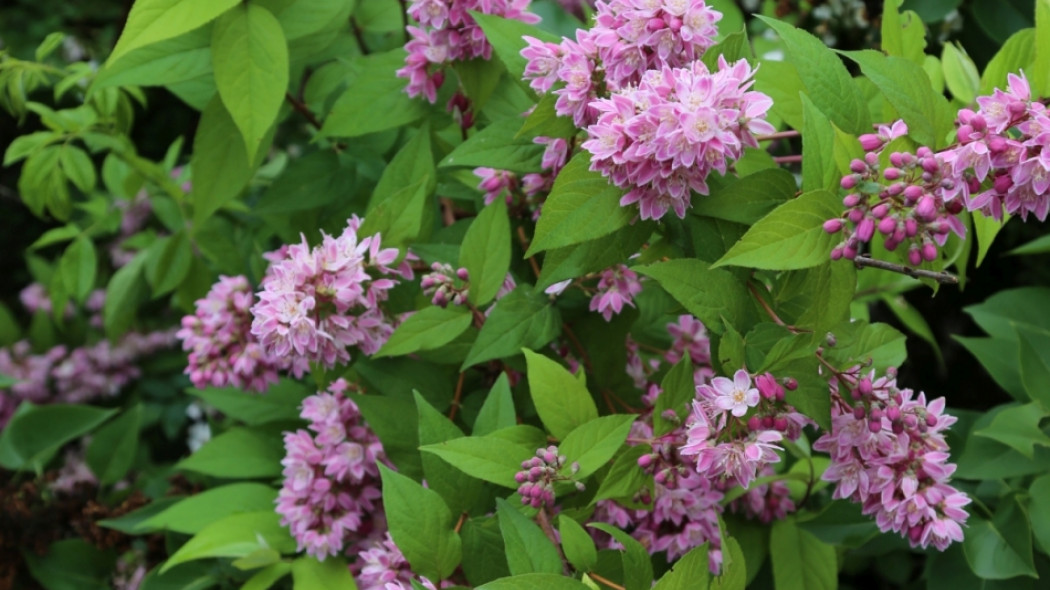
top-left (824, 219), bottom-right (844, 233)
top-left (878, 217), bottom-right (898, 235)
top-left (922, 243), bottom-right (938, 261)
top-left (858, 134), bottom-right (882, 151)
top-left (841, 175), bottom-right (858, 189)
top-left (850, 159), bottom-right (867, 173)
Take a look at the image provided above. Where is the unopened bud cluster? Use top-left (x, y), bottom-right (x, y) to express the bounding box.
top-left (514, 445), bottom-right (583, 509)
top-left (420, 263), bottom-right (470, 308)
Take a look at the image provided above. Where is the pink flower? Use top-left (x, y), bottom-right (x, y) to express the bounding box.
top-left (706, 369), bottom-right (759, 418)
top-left (589, 265), bottom-right (643, 321)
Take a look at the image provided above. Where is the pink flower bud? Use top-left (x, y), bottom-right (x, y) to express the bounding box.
top-left (884, 167), bottom-right (901, 180)
top-left (878, 217), bottom-right (897, 235)
top-left (843, 194), bottom-right (861, 207)
top-left (915, 196), bottom-right (937, 221)
top-left (841, 175), bottom-right (858, 189)
top-left (747, 416), bottom-right (762, 431)
top-left (859, 134), bottom-right (882, 151)
top-left (889, 152), bottom-right (905, 168)
top-left (853, 406), bottom-right (866, 420)
top-left (922, 243), bottom-right (938, 261)
top-left (908, 247), bottom-right (922, 266)
top-left (850, 159), bottom-right (867, 173)
top-left (824, 219), bottom-right (844, 233)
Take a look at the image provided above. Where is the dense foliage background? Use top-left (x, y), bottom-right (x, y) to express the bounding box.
top-left (3, 0), bottom-right (1050, 589)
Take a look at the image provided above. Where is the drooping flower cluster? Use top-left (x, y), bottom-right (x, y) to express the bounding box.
top-left (589, 265), bottom-right (643, 321)
top-left (250, 217), bottom-right (412, 374)
top-left (420, 262), bottom-right (469, 307)
top-left (582, 58), bottom-right (774, 220)
top-left (521, 0), bottom-right (723, 127)
top-left (0, 331), bottom-right (178, 428)
top-left (515, 445), bottom-right (584, 508)
top-left (398, 0), bottom-right (539, 102)
top-left (813, 366), bottom-right (970, 551)
top-left (353, 532), bottom-right (443, 590)
top-left (276, 379), bottom-right (385, 560)
top-left (177, 275), bottom-right (292, 393)
top-left (824, 120), bottom-right (967, 264)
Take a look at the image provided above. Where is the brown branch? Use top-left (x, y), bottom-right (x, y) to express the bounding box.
top-left (285, 92), bottom-right (322, 130)
top-left (772, 154), bottom-right (803, 164)
top-left (852, 256), bottom-right (959, 285)
top-left (440, 197), bottom-right (457, 226)
top-left (515, 226), bottom-right (541, 278)
top-left (588, 572), bottom-right (627, 590)
top-left (448, 372), bottom-right (466, 421)
top-left (453, 511), bottom-right (467, 534)
top-left (535, 507), bottom-right (570, 575)
top-left (756, 130), bottom-right (800, 141)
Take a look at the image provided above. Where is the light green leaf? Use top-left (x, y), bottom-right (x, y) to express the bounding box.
top-left (474, 373), bottom-right (516, 436)
top-left (211, 3), bottom-right (289, 162)
top-left (558, 414), bottom-right (636, 479)
top-left (652, 543), bottom-right (710, 590)
top-left (461, 198), bottom-right (512, 306)
top-left (559, 516), bottom-right (597, 573)
top-left (188, 379), bottom-right (308, 425)
top-left (95, 27), bottom-right (212, 90)
top-left (523, 349), bottom-right (598, 440)
top-left (59, 145), bottom-right (96, 193)
top-left (138, 483), bottom-right (279, 534)
top-left (441, 116), bottom-right (543, 174)
top-left (527, 153), bottom-right (632, 255)
top-left (415, 392), bottom-right (485, 515)
top-left (497, 499), bottom-right (562, 575)
top-left (375, 306), bottom-right (474, 358)
top-left (591, 445), bottom-right (651, 505)
top-left (380, 464), bottom-right (462, 581)
top-left (242, 563), bottom-right (291, 590)
top-left (980, 28), bottom-right (1035, 95)
top-left (420, 433), bottom-right (532, 488)
top-left (476, 574), bottom-right (590, 590)
top-left (469, 12), bottom-right (560, 82)
top-left (291, 556), bottom-right (358, 590)
top-left (59, 235), bottom-right (97, 303)
top-left (176, 427), bottom-right (283, 478)
top-left (162, 511), bottom-right (296, 572)
top-left (1034, 0), bottom-right (1050, 97)
top-left (634, 259), bottom-right (754, 334)
top-left (942, 43), bottom-right (980, 104)
top-left (144, 230), bottom-right (193, 297)
top-left (972, 210), bottom-right (1008, 267)
top-left (108, 0), bottom-right (239, 64)
top-left (800, 94), bottom-right (837, 193)
top-left (588, 523), bottom-right (653, 590)
top-left (769, 519), bottom-right (837, 590)
top-left (712, 190), bottom-right (841, 271)
top-left (974, 403), bottom-right (1050, 458)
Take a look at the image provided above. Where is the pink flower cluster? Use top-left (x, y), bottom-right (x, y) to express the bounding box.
top-left (398, 0), bottom-right (539, 102)
top-left (276, 379), bottom-right (385, 560)
top-left (824, 121), bottom-right (967, 264)
top-left (473, 136), bottom-right (570, 208)
top-left (0, 331), bottom-right (177, 428)
top-left (177, 275), bottom-right (293, 393)
top-left (521, 0), bottom-right (723, 127)
top-left (250, 217), bottom-right (412, 375)
top-left (680, 370), bottom-right (807, 489)
top-left (589, 265), bottom-right (643, 321)
top-left (420, 262), bottom-right (469, 307)
top-left (514, 445), bottom-right (584, 508)
top-left (354, 532), bottom-right (442, 590)
top-left (813, 367), bottom-right (970, 551)
top-left (583, 59), bottom-right (774, 220)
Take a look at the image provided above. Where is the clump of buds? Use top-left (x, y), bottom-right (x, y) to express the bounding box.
top-left (420, 262), bottom-right (469, 308)
top-left (514, 445), bottom-right (584, 509)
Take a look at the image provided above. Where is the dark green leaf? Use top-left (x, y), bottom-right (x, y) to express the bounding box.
top-left (176, 427), bottom-right (283, 478)
top-left (536, 222), bottom-right (652, 291)
top-left (320, 49), bottom-right (427, 137)
top-left (144, 230), bottom-right (193, 297)
top-left (416, 392), bottom-right (485, 515)
top-left (691, 168), bottom-right (797, 226)
top-left (376, 306), bottom-right (474, 358)
top-left (254, 150), bottom-right (355, 213)
top-left (441, 116), bottom-right (543, 174)
top-left (23, 539), bottom-right (115, 590)
top-left (461, 516), bottom-right (512, 586)
top-left (634, 259), bottom-right (754, 335)
top-left (1017, 325), bottom-right (1050, 410)
top-left (592, 445), bottom-right (651, 505)
top-left (59, 236), bottom-right (97, 303)
top-left (587, 523), bottom-right (653, 590)
top-left (496, 499), bottom-right (562, 575)
top-left (0, 403), bottom-right (116, 472)
top-left (462, 286), bottom-right (561, 369)
top-left (655, 357), bottom-right (694, 437)
top-left (470, 12), bottom-right (560, 82)
top-left (974, 403), bottom-right (1050, 458)
top-left (85, 404), bottom-right (142, 486)
top-left (104, 251), bottom-right (149, 338)
top-left (461, 198), bottom-right (512, 306)
top-left (963, 496), bottom-right (1037, 579)
top-left (769, 518), bottom-right (836, 590)
top-left (188, 379), bottom-right (309, 425)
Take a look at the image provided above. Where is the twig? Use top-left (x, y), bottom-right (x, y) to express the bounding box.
top-left (535, 507), bottom-right (570, 575)
top-left (454, 512), bottom-right (467, 534)
top-left (284, 92), bottom-right (322, 131)
top-left (756, 130), bottom-right (800, 141)
top-left (397, 0), bottom-right (410, 41)
top-left (852, 256), bottom-right (959, 285)
top-left (588, 572), bottom-right (627, 590)
top-left (350, 18), bottom-right (370, 54)
top-left (448, 372), bottom-right (466, 421)
top-left (440, 197), bottom-right (457, 226)
top-left (515, 226), bottom-right (542, 278)
top-left (772, 154), bottom-right (803, 164)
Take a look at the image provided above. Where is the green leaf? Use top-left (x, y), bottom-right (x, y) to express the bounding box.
top-left (349, 394), bottom-right (423, 477)
top-left (415, 392), bottom-right (485, 515)
top-left (941, 43), bottom-right (980, 104)
top-left (711, 536), bottom-right (746, 590)
top-left (138, 483), bottom-right (279, 534)
top-left (476, 574), bottom-right (590, 590)
top-left (527, 153), bottom-right (632, 255)
top-left (559, 516), bottom-right (597, 573)
top-left (441, 116), bottom-right (543, 174)
top-left (188, 379), bottom-right (309, 425)
top-left (59, 145), bottom-right (96, 193)
top-left (254, 150), bottom-right (355, 213)
top-left (461, 286), bottom-right (561, 369)
top-left (85, 404), bottom-right (142, 486)
top-left (516, 93), bottom-right (577, 140)
top-left (321, 49), bottom-right (427, 137)
top-left (1007, 233), bottom-right (1050, 256)
top-left (461, 198), bottom-right (512, 306)
top-left (980, 28), bottom-right (1036, 95)
top-left (1017, 325), bottom-right (1050, 410)
top-left (98, 497), bottom-right (183, 534)
top-left (879, 293), bottom-right (942, 365)
top-left (881, 0), bottom-right (926, 64)
top-left (974, 403), bottom-right (1050, 459)
top-left (592, 445), bottom-right (651, 504)
top-left (263, 0), bottom-right (355, 41)
top-left (104, 250), bottom-right (149, 338)
top-left (291, 556), bottom-right (358, 590)
top-left (536, 222), bottom-right (652, 291)
top-left (211, 3), bottom-right (288, 162)
top-left (191, 96), bottom-right (270, 226)
top-left (474, 373), bottom-right (517, 436)
top-left (23, 539), bottom-right (115, 590)
top-left (368, 123), bottom-right (436, 210)
top-left (757, 16), bottom-right (870, 135)
top-left (800, 95), bottom-right (837, 193)
top-left (461, 516), bottom-right (512, 586)
top-left (955, 336), bottom-right (1026, 400)
top-left (776, 262), bottom-right (856, 333)
top-left (824, 320), bottom-right (907, 372)
top-left (419, 433), bottom-right (531, 488)
top-left (1026, 474), bottom-right (1050, 554)
top-left (702, 28), bottom-right (751, 68)
top-left (523, 349), bottom-right (598, 440)
top-left (376, 306), bottom-right (474, 358)
top-left (652, 543), bottom-right (710, 590)
top-left (963, 496), bottom-right (1038, 579)
top-left (242, 563), bottom-right (291, 590)
top-left (144, 230), bottom-right (193, 297)
top-left (713, 190), bottom-right (841, 271)
top-left (470, 12), bottom-right (560, 82)
top-left (558, 414), bottom-right (635, 479)
top-left (956, 405), bottom-right (1050, 480)
top-left (176, 427), bottom-right (283, 478)
top-left (380, 464), bottom-right (462, 581)
top-left (95, 27), bottom-right (213, 90)
top-left (588, 523), bottom-right (653, 590)
top-left (496, 499), bottom-right (562, 575)
top-left (108, 0), bottom-right (239, 64)
top-left (769, 518), bottom-right (836, 590)
top-left (1034, 0), bottom-right (1050, 97)
top-left (162, 511), bottom-right (296, 572)
top-left (840, 49), bottom-right (955, 148)
top-left (59, 236), bottom-right (97, 303)
top-left (973, 211), bottom-right (1009, 267)
top-left (655, 357), bottom-right (694, 437)
top-left (691, 168), bottom-right (797, 226)
top-left (634, 259), bottom-right (754, 334)
top-left (965, 287), bottom-right (1050, 339)
top-left (0, 403), bottom-right (116, 472)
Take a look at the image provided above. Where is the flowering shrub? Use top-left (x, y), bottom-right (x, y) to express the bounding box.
top-left (3, 0), bottom-right (1050, 589)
